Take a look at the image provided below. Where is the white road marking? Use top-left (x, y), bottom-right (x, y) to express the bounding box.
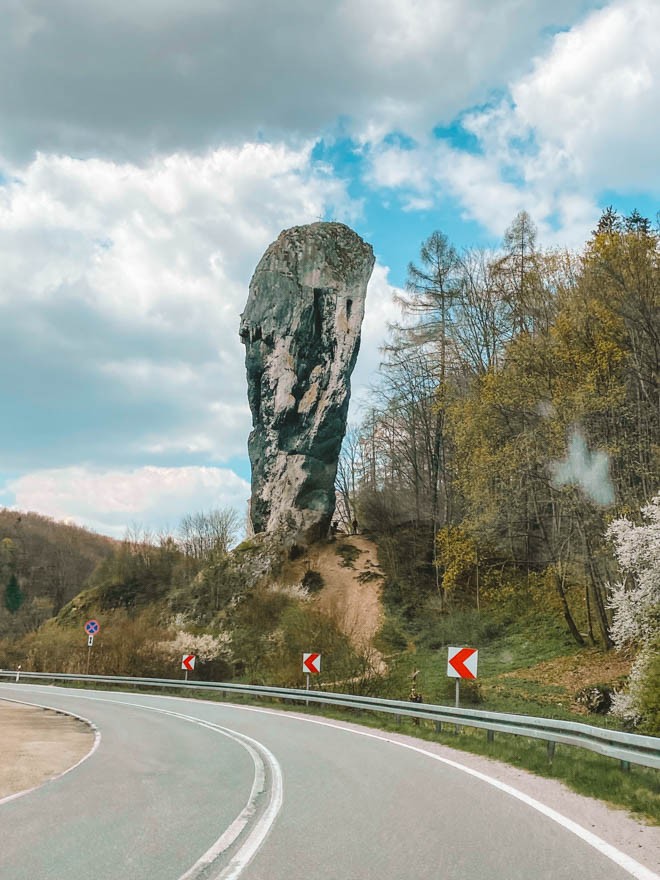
top-left (0, 696), bottom-right (101, 807)
top-left (222, 703), bottom-right (660, 880)
top-left (0, 688), bottom-right (283, 880)
top-left (134, 705), bottom-right (284, 880)
top-left (4, 685), bottom-right (657, 880)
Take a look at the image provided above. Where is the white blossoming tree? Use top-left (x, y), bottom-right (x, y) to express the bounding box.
top-left (607, 493), bottom-right (660, 731)
top-left (155, 629), bottom-right (233, 666)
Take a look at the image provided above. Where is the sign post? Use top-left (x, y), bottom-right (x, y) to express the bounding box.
top-left (84, 620), bottom-right (100, 674)
top-left (447, 646), bottom-right (478, 731)
top-left (181, 654), bottom-right (196, 681)
top-left (302, 653), bottom-right (321, 705)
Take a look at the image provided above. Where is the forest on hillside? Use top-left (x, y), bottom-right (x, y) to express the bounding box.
top-left (334, 208), bottom-right (658, 723)
top-left (337, 209), bottom-right (657, 634)
top-left (0, 510), bottom-right (114, 636)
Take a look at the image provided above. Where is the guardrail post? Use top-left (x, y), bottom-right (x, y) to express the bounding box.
top-left (547, 740), bottom-right (556, 764)
top-left (487, 730), bottom-right (495, 743)
top-left (620, 760), bottom-right (631, 773)
top-left (434, 720), bottom-right (442, 734)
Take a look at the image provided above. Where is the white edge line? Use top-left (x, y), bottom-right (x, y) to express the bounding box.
top-left (222, 703), bottom-right (660, 880)
top-left (0, 688), bottom-right (283, 880)
top-left (0, 696), bottom-right (101, 807)
top-left (4, 685), bottom-right (657, 880)
top-left (140, 709), bottom-right (266, 880)
top-left (135, 705), bottom-right (284, 880)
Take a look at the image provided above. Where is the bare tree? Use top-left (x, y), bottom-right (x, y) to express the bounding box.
top-left (178, 508), bottom-right (241, 561)
top-left (452, 248), bottom-right (512, 375)
top-left (335, 427), bottom-right (363, 532)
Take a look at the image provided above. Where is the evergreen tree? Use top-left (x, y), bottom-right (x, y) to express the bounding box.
top-left (4, 573), bottom-right (24, 614)
top-left (624, 209), bottom-right (652, 236)
top-left (594, 206), bottom-right (621, 235)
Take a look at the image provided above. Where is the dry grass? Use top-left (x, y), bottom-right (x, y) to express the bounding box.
top-left (499, 649), bottom-right (632, 714)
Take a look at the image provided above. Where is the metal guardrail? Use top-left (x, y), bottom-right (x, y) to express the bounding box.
top-left (1, 670), bottom-right (659, 771)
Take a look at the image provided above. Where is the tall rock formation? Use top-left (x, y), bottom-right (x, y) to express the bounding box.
top-left (240, 222), bottom-right (374, 543)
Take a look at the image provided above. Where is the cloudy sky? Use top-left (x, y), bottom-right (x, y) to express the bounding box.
top-left (1, 0), bottom-right (658, 538)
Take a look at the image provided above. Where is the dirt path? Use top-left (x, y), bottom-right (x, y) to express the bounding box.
top-left (281, 534), bottom-right (388, 676)
top-left (0, 699), bottom-right (94, 800)
top-left (308, 535), bottom-right (384, 650)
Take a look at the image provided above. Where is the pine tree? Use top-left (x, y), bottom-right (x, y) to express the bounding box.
top-left (594, 206), bottom-right (621, 235)
top-left (4, 573), bottom-right (24, 614)
top-left (624, 209), bottom-right (652, 236)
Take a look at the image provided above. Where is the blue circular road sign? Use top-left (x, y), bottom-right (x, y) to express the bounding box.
top-left (84, 619), bottom-right (100, 636)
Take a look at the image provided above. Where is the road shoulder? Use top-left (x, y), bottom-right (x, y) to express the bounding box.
top-left (0, 699), bottom-right (94, 800)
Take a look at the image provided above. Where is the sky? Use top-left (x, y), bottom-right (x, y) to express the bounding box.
top-left (1, 0), bottom-right (658, 538)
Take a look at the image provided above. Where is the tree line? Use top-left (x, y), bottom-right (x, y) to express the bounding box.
top-left (0, 508), bottom-right (241, 638)
top-left (337, 208), bottom-right (659, 649)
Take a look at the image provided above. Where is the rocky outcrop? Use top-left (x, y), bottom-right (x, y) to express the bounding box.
top-left (240, 222), bottom-right (374, 544)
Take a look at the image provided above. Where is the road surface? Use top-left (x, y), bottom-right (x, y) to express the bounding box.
top-left (0, 683), bottom-right (656, 880)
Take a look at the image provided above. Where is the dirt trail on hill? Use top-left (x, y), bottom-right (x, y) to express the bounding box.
top-left (310, 535), bottom-right (384, 648)
top-left (285, 534), bottom-right (386, 669)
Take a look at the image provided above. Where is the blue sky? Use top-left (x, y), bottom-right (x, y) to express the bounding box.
top-left (0, 0), bottom-right (658, 537)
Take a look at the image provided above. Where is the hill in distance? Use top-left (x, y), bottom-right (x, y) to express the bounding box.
top-left (0, 508), bottom-right (116, 638)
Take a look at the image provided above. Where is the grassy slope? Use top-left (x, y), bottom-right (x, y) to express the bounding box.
top-left (297, 536), bottom-right (657, 822)
top-left (8, 528), bottom-right (657, 821)
top-left (389, 615), bottom-right (631, 720)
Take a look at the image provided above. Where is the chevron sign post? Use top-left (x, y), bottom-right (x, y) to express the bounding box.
top-left (302, 652), bottom-right (321, 675)
top-left (303, 652), bottom-right (321, 702)
top-left (447, 646), bottom-right (478, 711)
top-left (447, 646), bottom-right (478, 679)
top-left (181, 654), bottom-right (196, 681)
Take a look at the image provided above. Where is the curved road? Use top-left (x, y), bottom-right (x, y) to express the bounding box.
top-left (0, 684), bottom-right (655, 880)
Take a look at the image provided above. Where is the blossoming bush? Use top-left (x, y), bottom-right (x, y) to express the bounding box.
top-left (155, 629), bottom-right (233, 664)
top-left (607, 493), bottom-right (660, 732)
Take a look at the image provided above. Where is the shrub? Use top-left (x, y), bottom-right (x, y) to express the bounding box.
top-left (607, 495), bottom-right (660, 729)
top-left (574, 685), bottom-right (613, 715)
top-left (419, 606), bottom-right (503, 651)
top-left (357, 570), bottom-right (381, 583)
top-left (637, 635), bottom-right (660, 735)
top-left (301, 569), bottom-right (324, 593)
top-left (336, 543), bottom-right (361, 568)
top-left (374, 617), bottom-right (409, 653)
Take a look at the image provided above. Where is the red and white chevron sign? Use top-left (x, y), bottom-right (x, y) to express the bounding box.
top-left (181, 654), bottom-right (196, 672)
top-left (447, 646), bottom-right (478, 680)
top-left (302, 652), bottom-right (321, 674)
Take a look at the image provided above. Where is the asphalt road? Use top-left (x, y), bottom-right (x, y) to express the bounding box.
top-left (0, 684), bottom-right (654, 880)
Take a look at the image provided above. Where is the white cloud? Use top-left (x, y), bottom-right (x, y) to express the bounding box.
top-left (0, 142), bottom-right (359, 471)
top-left (7, 465), bottom-right (251, 538)
top-left (366, 139), bottom-right (539, 239)
top-left (0, 0), bottom-right (591, 162)
top-left (350, 262), bottom-right (403, 415)
top-left (511, 0), bottom-right (660, 191)
top-left (365, 0), bottom-right (660, 246)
